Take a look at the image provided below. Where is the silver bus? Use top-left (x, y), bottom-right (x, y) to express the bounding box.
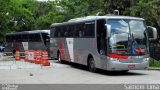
top-left (4, 30), bottom-right (50, 56)
top-left (50, 16), bottom-right (157, 72)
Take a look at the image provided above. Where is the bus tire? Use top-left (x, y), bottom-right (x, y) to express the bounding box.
top-left (58, 53), bottom-right (63, 63)
top-left (88, 57), bottom-right (96, 72)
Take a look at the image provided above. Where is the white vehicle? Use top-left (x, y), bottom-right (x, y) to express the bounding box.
top-left (50, 16), bottom-right (157, 72)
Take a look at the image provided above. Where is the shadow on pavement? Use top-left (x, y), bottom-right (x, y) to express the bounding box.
top-left (96, 69), bottom-right (147, 76)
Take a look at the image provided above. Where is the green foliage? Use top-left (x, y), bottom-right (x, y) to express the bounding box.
top-left (150, 58), bottom-right (160, 67)
top-left (0, 0), bottom-right (159, 44)
top-left (59, 0), bottom-right (105, 18)
top-left (35, 10), bottom-right (65, 29)
top-left (104, 0), bottom-right (130, 15)
top-left (130, 0), bottom-right (160, 30)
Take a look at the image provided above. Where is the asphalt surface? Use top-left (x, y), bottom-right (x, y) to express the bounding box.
top-left (0, 58), bottom-right (160, 84)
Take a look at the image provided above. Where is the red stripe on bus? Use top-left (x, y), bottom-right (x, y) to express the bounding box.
top-left (108, 54), bottom-right (129, 59)
top-left (16, 43), bottom-right (20, 51)
top-left (59, 39), bottom-right (65, 60)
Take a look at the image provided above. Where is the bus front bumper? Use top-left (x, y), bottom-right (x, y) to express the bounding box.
top-left (107, 60), bottom-right (149, 71)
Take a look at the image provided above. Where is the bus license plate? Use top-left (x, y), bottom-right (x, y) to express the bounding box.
top-left (128, 65), bottom-right (135, 69)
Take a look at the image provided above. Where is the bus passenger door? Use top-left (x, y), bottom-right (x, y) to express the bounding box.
top-left (97, 19), bottom-right (107, 68)
top-left (99, 33), bottom-right (107, 60)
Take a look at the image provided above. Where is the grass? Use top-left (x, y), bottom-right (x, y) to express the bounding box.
top-left (149, 58), bottom-right (160, 67)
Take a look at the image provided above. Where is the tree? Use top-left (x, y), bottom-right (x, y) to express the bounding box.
top-left (0, 0), bottom-right (159, 43)
top-left (0, 0), bottom-right (12, 42)
top-left (104, 0), bottom-right (131, 15)
top-left (130, 0), bottom-right (160, 33)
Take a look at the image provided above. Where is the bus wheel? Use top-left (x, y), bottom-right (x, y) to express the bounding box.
top-left (88, 57), bottom-right (96, 72)
top-left (58, 53), bottom-right (62, 63)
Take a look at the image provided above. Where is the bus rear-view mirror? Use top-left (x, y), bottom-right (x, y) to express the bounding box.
top-left (147, 26), bottom-right (158, 40)
top-left (105, 24), bottom-right (111, 38)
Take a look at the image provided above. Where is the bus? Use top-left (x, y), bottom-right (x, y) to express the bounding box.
top-left (4, 30), bottom-right (50, 56)
top-left (50, 16), bottom-right (157, 72)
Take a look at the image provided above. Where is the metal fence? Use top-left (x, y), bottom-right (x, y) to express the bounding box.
top-left (150, 40), bottom-right (160, 60)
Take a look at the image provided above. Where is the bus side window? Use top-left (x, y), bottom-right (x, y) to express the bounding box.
top-left (69, 25), bottom-right (75, 37)
top-left (54, 27), bottom-right (58, 37)
top-left (84, 21), bottom-right (95, 37)
top-left (54, 27), bottom-right (62, 37)
top-left (64, 31), bottom-right (68, 37)
top-left (75, 25), bottom-right (79, 37)
top-left (79, 30), bottom-right (84, 38)
top-left (73, 25), bottom-right (77, 37)
top-left (34, 34), bottom-right (40, 42)
top-left (61, 27), bottom-right (65, 37)
top-left (78, 24), bottom-right (84, 38)
top-left (6, 36), bottom-right (11, 42)
top-left (79, 31), bottom-right (82, 37)
top-left (42, 33), bottom-right (49, 45)
top-left (29, 34), bottom-right (34, 42)
top-left (67, 25), bottom-right (74, 37)
top-left (58, 28), bottom-right (61, 37)
top-left (66, 26), bottom-right (70, 37)
top-left (9, 35), bottom-right (13, 42)
top-left (17, 35), bottom-right (21, 42)
top-left (12, 35), bottom-right (17, 42)
top-left (51, 27), bottom-right (56, 38)
top-left (23, 34), bottom-right (28, 42)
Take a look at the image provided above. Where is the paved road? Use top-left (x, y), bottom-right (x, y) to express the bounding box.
top-left (0, 59), bottom-right (160, 84)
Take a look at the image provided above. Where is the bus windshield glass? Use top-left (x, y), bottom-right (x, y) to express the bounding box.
top-left (42, 33), bottom-right (50, 45)
top-left (107, 19), bottom-right (148, 56)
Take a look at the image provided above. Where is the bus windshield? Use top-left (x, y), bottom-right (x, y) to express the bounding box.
top-left (107, 19), bottom-right (148, 56)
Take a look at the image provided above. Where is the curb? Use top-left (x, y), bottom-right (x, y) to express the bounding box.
top-left (148, 67), bottom-right (160, 71)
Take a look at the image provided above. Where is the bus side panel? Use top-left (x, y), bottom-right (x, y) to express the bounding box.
top-left (60, 38), bottom-right (71, 61)
top-left (73, 38), bottom-right (101, 66)
top-left (48, 38), bottom-right (107, 70)
top-left (73, 38), bottom-right (90, 65)
top-left (62, 37), bottom-right (106, 70)
top-left (65, 38), bottom-right (74, 61)
top-left (73, 38), bottom-right (109, 70)
top-left (51, 38), bottom-right (106, 70)
top-left (51, 38), bottom-right (71, 61)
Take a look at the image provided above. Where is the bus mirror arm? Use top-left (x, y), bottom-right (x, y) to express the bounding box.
top-left (105, 24), bottom-right (111, 38)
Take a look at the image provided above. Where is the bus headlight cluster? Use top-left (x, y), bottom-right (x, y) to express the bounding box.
top-left (143, 58), bottom-right (150, 62)
top-left (110, 58), bottom-right (120, 62)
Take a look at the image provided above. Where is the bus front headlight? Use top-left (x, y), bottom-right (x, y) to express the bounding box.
top-left (110, 58), bottom-right (120, 62)
top-left (143, 58), bottom-right (150, 62)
